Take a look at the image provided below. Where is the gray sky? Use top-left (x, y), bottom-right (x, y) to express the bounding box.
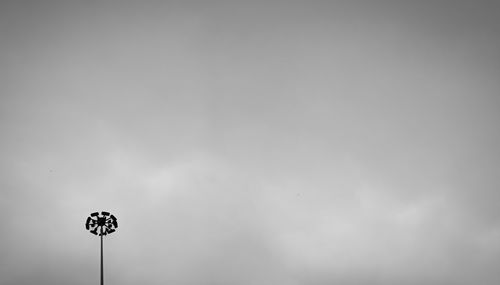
top-left (1, 1), bottom-right (500, 284)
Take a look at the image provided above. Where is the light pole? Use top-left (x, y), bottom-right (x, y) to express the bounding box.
top-left (85, 211), bottom-right (118, 285)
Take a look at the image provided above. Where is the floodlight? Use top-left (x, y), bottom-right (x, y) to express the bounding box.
top-left (85, 211), bottom-right (118, 285)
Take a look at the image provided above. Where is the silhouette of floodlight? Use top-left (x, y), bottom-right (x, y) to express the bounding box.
top-left (85, 211), bottom-right (118, 285)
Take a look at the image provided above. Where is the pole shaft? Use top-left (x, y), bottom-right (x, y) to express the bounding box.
top-left (101, 233), bottom-right (103, 285)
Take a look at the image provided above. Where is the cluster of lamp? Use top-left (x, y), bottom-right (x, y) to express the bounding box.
top-left (85, 211), bottom-right (118, 285)
top-left (85, 211), bottom-right (118, 236)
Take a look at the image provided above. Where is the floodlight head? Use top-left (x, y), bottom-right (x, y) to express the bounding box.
top-left (85, 211), bottom-right (118, 237)
top-left (85, 217), bottom-right (92, 230)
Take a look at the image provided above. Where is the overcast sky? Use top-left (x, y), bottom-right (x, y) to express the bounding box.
top-left (1, 1), bottom-right (500, 284)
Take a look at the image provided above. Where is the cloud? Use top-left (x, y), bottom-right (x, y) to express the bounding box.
top-left (1, 1), bottom-right (500, 284)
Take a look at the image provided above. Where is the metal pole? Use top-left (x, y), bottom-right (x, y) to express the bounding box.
top-left (101, 231), bottom-right (104, 285)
